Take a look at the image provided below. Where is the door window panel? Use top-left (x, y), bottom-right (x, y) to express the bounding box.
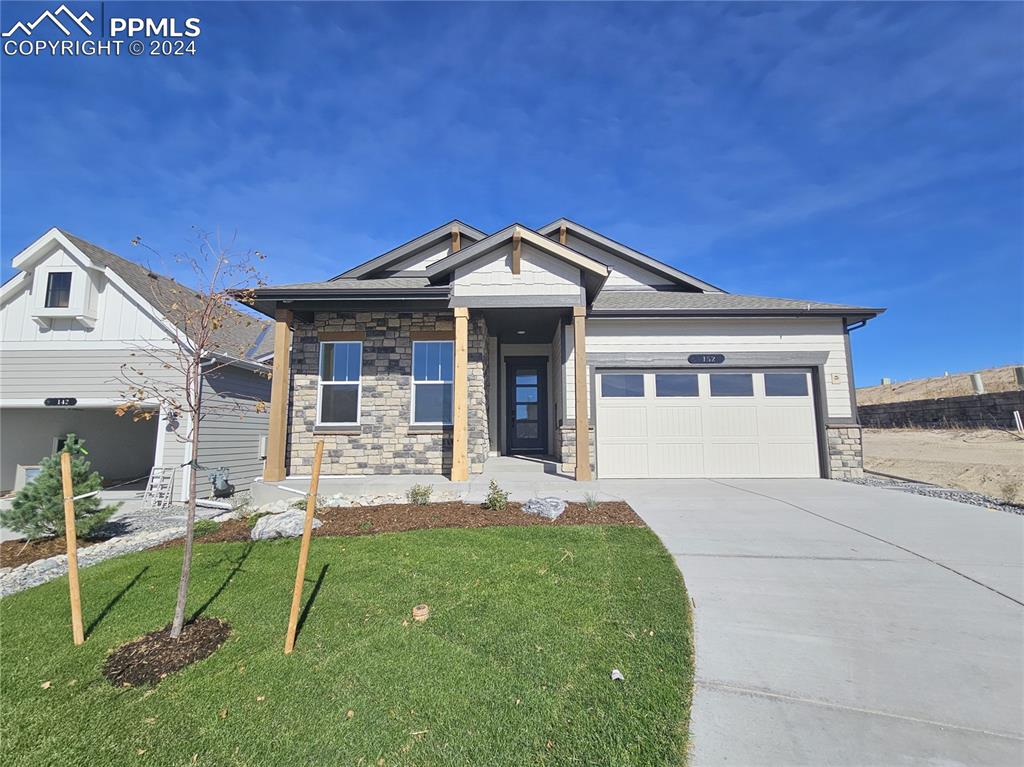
top-left (710, 373), bottom-right (754, 397)
top-left (601, 374), bottom-right (644, 398)
top-left (764, 372), bottom-right (809, 397)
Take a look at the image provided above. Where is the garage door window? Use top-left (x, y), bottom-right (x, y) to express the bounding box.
top-left (764, 372), bottom-right (808, 397)
top-left (655, 373), bottom-right (698, 397)
top-left (710, 373), bottom-right (753, 397)
top-left (601, 374), bottom-right (644, 397)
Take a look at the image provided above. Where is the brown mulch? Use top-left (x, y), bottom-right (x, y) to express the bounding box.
top-left (102, 618), bottom-right (231, 687)
top-left (162, 501), bottom-right (644, 547)
top-left (0, 537), bottom-right (100, 569)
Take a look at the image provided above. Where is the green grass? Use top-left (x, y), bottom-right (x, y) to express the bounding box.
top-left (1, 525), bottom-right (693, 766)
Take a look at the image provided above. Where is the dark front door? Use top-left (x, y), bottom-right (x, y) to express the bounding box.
top-left (506, 357), bottom-right (548, 454)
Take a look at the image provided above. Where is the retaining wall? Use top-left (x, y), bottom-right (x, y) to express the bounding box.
top-left (859, 390), bottom-right (1024, 429)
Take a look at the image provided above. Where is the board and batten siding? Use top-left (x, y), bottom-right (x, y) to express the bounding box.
top-left (452, 244), bottom-right (582, 298)
top-left (193, 365), bottom-right (271, 495)
top-left (563, 317), bottom-right (853, 421)
top-left (1, 253), bottom-right (169, 344)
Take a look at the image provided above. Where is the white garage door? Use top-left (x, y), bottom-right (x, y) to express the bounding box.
top-left (595, 369), bottom-right (821, 479)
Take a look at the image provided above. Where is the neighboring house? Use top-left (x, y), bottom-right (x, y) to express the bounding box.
top-left (0, 228), bottom-right (273, 499)
top-left (247, 219), bottom-right (883, 484)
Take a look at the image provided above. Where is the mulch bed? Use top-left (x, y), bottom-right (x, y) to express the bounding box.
top-left (102, 618), bottom-right (231, 687)
top-left (167, 501), bottom-right (644, 547)
top-left (0, 537), bottom-right (100, 570)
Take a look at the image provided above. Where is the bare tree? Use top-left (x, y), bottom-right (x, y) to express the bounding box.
top-left (117, 227), bottom-right (267, 638)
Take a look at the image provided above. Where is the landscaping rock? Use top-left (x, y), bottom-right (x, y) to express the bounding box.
top-left (522, 497), bottom-right (567, 520)
top-left (250, 511), bottom-right (322, 541)
top-left (253, 499), bottom-right (296, 516)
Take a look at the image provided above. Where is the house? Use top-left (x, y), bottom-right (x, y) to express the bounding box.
top-left (246, 219), bottom-right (883, 484)
top-left (0, 228), bottom-right (273, 500)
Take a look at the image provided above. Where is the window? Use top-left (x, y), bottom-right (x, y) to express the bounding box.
top-left (318, 342), bottom-right (361, 424)
top-left (601, 374), bottom-right (644, 398)
top-left (710, 373), bottom-right (753, 397)
top-left (412, 341), bottom-right (453, 424)
top-left (656, 373), bottom-right (698, 397)
top-left (45, 272), bottom-right (72, 308)
top-left (764, 372), bottom-right (808, 397)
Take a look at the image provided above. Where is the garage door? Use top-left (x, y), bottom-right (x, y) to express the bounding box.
top-left (595, 369), bottom-right (820, 478)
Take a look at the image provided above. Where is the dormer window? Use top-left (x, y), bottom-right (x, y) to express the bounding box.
top-left (44, 272), bottom-right (72, 308)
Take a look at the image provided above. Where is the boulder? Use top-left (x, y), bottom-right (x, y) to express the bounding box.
top-left (251, 511), bottom-right (322, 541)
top-left (522, 497), bottom-right (566, 520)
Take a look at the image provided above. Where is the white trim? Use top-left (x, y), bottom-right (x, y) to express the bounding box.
top-left (410, 340), bottom-right (454, 426)
top-left (153, 404), bottom-right (170, 469)
top-left (179, 412), bottom-right (194, 503)
top-left (315, 340), bottom-right (362, 427)
top-left (0, 398), bottom-right (157, 408)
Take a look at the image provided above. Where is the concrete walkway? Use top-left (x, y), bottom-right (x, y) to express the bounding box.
top-left (604, 478), bottom-right (1024, 766)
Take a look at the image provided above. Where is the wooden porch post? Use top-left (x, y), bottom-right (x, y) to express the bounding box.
top-left (452, 307), bottom-right (470, 481)
top-left (573, 306), bottom-right (592, 481)
top-left (264, 307), bottom-right (293, 482)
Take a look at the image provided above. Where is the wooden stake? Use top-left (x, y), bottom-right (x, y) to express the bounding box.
top-left (284, 440), bottom-right (325, 654)
top-left (60, 452), bottom-right (84, 646)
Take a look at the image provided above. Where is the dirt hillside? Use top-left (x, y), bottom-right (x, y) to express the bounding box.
top-left (858, 365), bottom-right (1022, 405)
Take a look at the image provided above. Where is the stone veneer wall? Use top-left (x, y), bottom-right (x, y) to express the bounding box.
top-left (826, 424), bottom-right (863, 479)
top-left (556, 424), bottom-right (595, 475)
top-left (859, 391), bottom-right (1024, 430)
top-left (287, 311), bottom-right (490, 476)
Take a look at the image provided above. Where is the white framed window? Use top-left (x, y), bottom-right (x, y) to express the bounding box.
top-left (45, 272), bottom-right (72, 308)
top-left (412, 340), bottom-right (453, 425)
top-left (317, 341), bottom-right (362, 425)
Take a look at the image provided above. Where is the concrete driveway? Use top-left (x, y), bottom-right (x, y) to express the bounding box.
top-left (603, 478), bottom-right (1024, 766)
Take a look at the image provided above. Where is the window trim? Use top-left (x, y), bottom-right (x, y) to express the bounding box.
top-left (316, 340), bottom-right (363, 427)
top-left (410, 340), bottom-right (454, 426)
top-left (44, 271), bottom-right (72, 308)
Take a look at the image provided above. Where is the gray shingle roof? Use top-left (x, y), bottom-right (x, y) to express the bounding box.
top-left (590, 290), bottom-right (882, 316)
top-left (260, 276), bottom-right (433, 291)
top-left (60, 230), bottom-right (274, 360)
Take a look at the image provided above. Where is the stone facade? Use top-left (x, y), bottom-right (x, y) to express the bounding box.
top-left (826, 424), bottom-right (863, 479)
top-left (287, 311), bottom-right (490, 476)
top-left (556, 423), bottom-right (595, 475)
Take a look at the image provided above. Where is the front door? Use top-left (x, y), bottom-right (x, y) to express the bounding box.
top-left (506, 357), bottom-right (548, 454)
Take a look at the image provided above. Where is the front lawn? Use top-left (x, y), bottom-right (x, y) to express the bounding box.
top-left (1, 524), bottom-right (692, 766)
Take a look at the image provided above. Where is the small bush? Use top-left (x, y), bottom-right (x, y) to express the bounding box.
top-left (193, 519), bottom-right (220, 538)
top-left (482, 480), bottom-right (510, 512)
top-left (1, 434), bottom-right (119, 540)
top-left (407, 484), bottom-right (433, 505)
top-left (584, 493), bottom-right (600, 512)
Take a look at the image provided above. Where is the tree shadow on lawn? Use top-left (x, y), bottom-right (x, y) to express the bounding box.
top-left (188, 543), bottom-right (254, 623)
top-left (85, 565), bottom-right (150, 639)
top-left (295, 564), bottom-right (329, 645)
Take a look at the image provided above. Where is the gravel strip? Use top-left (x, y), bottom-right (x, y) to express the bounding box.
top-left (846, 475), bottom-right (1024, 515)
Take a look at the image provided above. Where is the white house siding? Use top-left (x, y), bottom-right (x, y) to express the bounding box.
top-left (193, 365), bottom-right (270, 496)
top-left (564, 317), bottom-right (852, 421)
top-left (388, 242), bottom-right (455, 274)
top-left (562, 234), bottom-right (675, 290)
top-left (452, 244), bottom-right (582, 298)
top-left (1, 254), bottom-right (169, 344)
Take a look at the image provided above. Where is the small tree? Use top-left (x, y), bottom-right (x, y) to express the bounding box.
top-left (1, 434), bottom-right (118, 540)
top-left (117, 228), bottom-right (266, 638)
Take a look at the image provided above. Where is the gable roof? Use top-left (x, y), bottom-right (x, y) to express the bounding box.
top-left (426, 224), bottom-right (611, 295)
top-left (57, 230), bottom-right (274, 360)
top-left (334, 220), bottom-right (488, 279)
top-left (536, 218), bottom-right (723, 293)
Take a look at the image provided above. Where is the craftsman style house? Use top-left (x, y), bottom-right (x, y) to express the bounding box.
top-left (248, 219), bottom-right (882, 483)
top-left (0, 228), bottom-right (273, 500)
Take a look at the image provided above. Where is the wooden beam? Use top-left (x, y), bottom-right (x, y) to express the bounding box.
top-left (451, 225), bottom-right (461, 254)
top-left (511, 229), bottom-right (521, 275)
top-left (559, 224), bottom-right (567, 246)
top-left (318, 330), bottom-right (365, 341)
top-left (452, 307), bottom-right (470, 481)
top-left (264, 307), bottom-right (293, 482)
top-left (573, 306), bottom-right (592, 481)
top-left (60, 452), bottom-right (84, 646)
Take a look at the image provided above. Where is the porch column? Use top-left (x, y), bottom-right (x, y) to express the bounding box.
top-left (452, 307), bottom-right (470, 481)
top-left (264, 307), bottom-right (293, 482)
top-left (573, 306), bottom-right (592, 481)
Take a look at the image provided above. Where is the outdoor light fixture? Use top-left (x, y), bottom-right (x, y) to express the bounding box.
top-left (516, 330), bottom-right (526, 335)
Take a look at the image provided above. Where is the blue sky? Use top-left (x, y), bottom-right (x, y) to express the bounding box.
top-left (2, 1), bottom-right (1021, 385)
